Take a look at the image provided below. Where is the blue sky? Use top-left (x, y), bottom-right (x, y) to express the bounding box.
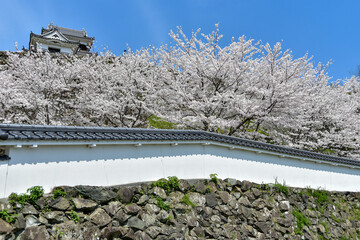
top-left (1, 0), bottom-right (359, 81)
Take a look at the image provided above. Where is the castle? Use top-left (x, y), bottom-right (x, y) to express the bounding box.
top-left (29, 22), bottom-right (94, 55)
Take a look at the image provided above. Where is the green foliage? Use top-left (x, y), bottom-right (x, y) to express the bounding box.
top-left (70, 210), bottom-right (79, 223)
top-left (246, 125), bottom-right (270, 137)
top-left (54, 227), bottom-right (64, 240)
top-left (27, 186), bottom-right (44, 205)
top-left (209, 173), bottom-right (218, 184)
top-left (215, 127), bottom-right (227, 135)
top-left (0, 209), bottom-right (17, 223)
top-left (165, 214), bottom-right (173, 225)
top-left (154, 196), bottom-right (170, 211)
top-left (167, 176), bottom-right (180, 190)
top-left (338, 196), bottom-right (346, 203)
top-left (9, 193), bottom-right (27, 207)
top-left (257, 128), bottom-right (270, 136)
top-left (205, 186), bottom-right (212, 193)
top-left (42, 204), bottom-right (51, 213)
top-left (293, 209), bottom-right (310, 234)
top-left (259, 183), bottom-right (270, 191)
top-left (274, 178), bottom-right (289, 197)
top-left (152, 179), bottom-right (168, 189)
top-left (7, 193), bottom-right (16, 205)
top-left (315, 147), bottom-right (336, 155)
top-left (339, 236), bottom-right (350, 240)
top-left (320, 221), bottom-right (329, 234)
top-left (53, 189), bottom-right (67, 199)
top-left (181, 194), bottom-right (196, 207)
top-left (317, 205), bottom-right (324, 214)
top-left (148, 115), bottom-right (175, 129)
top-left (333, 202), bottom-right (341, 209)
top-left (355, 209), bottom-right (360, 221)
top-left (9, 186), bottom-right (44, 209)
top-left (18, 194), bottom-right (28, 206)
top-left (152, 176), bottom-right (180, 193)
top-left (331, 214), bottom-right (341, 223)
top-left (312, 189), bottom-right (329, 205)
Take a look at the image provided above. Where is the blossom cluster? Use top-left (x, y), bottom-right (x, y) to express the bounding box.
top-left (1, 26), bottom-right (359, 158)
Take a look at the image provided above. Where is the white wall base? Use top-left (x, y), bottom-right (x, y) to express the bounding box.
top-left (1, 143), bottom-right (360, 197)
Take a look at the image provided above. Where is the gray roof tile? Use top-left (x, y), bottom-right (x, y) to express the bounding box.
top-left (0, 124), bottom-right (358, 167)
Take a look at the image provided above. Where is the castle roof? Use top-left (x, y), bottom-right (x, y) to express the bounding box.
top-left (29, 23), bottom-right (94, 55)
top-left (41, 26), bottom-right (94, 41)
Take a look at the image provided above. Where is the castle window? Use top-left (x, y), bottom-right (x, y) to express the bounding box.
top-left (48, 47), bottom-right (60, 53)
top-left (79, 44), bottom-right (88, 51)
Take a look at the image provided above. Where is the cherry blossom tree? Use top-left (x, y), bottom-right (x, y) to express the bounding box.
top-left (0, 26), bottom-right (359, 158)
top-left (151, 25), bottom-right (360, 158)
top-left (0, 50), bottom-right (154, 127)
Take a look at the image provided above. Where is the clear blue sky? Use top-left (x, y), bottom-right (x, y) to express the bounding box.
top-left (1, 0), bottom-right (359, 81)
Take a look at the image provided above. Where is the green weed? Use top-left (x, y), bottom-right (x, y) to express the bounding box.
top-left (181, 194), bottom-right (196, 207)
top-left (42, 204), bottom-right (51, 213)
top-left (70, 210), bottom-right (79, 223)
top-left (53, 189), bottom-right (67, 199)
top-left (165, 214), bottom-right (173, 225)
top-left (331, 214), bottom-right (341, 223)
top-left (293, 209), bottom-right (310, 234)
top-left (189, 185), bottom-right (196, 192)
top-left (27, 186), bottom-right (44, 205)
top-left (9, 186), bottom-right (44, 206)
top-left (9, 193), bottom-right (28, 207)
top-left (339, 236), bottom-right (350, 240)
top-left (260, 183), bottom-right (270, 191)
top-left (312, 189), bottom-right (329, 205)
top-left (320, 221), bottom-right (329, 234)
top-left (274, 178), bottom-right (289, 197)
top-left (152, 176), bottom-right (180, 193)
top-left (54, 227), bottom-right (63, 240)
top-left (209, 173), bottom-right (218, 184)
top-left (154, 196), bottom-right (170, 211)
top-left (0, 209), bottom-right (17, 223)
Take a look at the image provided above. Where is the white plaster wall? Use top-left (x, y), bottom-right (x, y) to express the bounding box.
top-left (0, 160), bottom-right (9, 198)
top-left (1, 143), bottom-right (360, 197)
top-left (59, 47), bottom-right (72, 54)
top-left (36, 43), bottom-right (72, 54)
top-left (36, 42), bottom-right (46, 51)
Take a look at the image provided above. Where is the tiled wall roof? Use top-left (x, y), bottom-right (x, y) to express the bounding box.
top-left (0, 124), bottom-right (358, 167)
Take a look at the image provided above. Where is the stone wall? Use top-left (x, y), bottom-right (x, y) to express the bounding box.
top-left (0, 177), bottom-right (359, 239)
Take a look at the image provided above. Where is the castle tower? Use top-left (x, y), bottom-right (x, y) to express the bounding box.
top-left (29, 22), bottom-right (95, 55)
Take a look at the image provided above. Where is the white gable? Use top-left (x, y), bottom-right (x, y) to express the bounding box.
top-left (42, 30), bottom-right (69, 42)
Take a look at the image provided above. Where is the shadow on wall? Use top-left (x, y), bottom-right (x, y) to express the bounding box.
top-left (5, 143), bottom-right (360, 177)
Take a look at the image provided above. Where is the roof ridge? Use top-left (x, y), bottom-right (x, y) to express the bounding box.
top-left (0, 124), bottom-right (202, 134)
top-left (31, 32), bottom-right (79, 44)
top-left (54, 25), bottom-right (84, 33)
